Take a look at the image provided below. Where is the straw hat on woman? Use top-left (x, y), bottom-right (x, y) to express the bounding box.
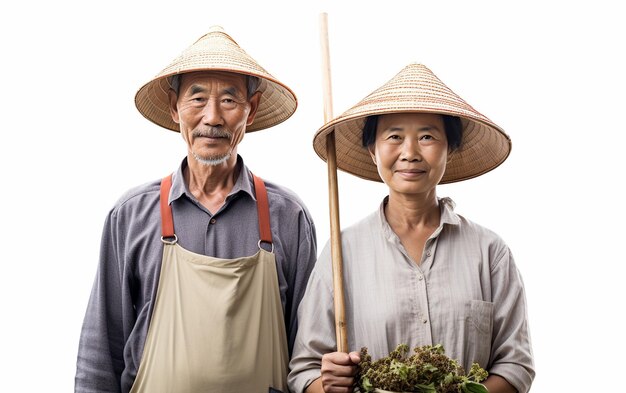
top-left (288, 63), bottom-right (535, 393)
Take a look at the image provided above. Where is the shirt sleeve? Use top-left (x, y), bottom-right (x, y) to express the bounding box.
top-left (287, 243), bottom-right (336, 393)
top-left (488, 245), bottom-right (535, 393)
top-left (75, 210), bottom-right (130, 393)
top-left (284, 209), bottom-right (318, 356)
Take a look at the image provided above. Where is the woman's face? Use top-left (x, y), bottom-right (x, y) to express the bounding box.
top-left (368, 113), bottom-right (449, 197)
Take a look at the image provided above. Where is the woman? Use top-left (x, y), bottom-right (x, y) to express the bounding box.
top-left (288, 64), bottom-right (534, 393)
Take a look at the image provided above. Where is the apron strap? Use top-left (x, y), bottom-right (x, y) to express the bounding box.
top-left (160, 174), bottom-right (175, 240)
top-left (252, 174), bottom-right (273, 245)
top-left (159, 172), bottom-right (272, 245)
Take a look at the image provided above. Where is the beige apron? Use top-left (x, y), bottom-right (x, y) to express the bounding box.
top-left (130, 174), bottom-right (288, 393)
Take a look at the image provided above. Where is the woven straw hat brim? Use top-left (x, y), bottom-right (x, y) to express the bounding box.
top-left (313, 63), bottom-right (511, 184)
top-left (135, 27), bottom-right (297, 133)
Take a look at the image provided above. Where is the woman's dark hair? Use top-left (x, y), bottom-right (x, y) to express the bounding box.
top-left (361, 114), bottom-right (463, 151)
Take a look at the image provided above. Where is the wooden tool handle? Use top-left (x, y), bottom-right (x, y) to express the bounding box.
top-left (319, 12), bottom-right (348, 353)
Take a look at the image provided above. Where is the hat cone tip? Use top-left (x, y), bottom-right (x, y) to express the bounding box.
top-left (208, 25), bottom-right (225, 32)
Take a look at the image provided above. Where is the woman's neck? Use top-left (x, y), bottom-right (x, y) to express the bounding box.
top-left (385, 189), bottom-right (441, 230)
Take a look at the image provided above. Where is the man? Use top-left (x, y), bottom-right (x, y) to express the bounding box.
top-left (75, 26), bottom-right (317, 393)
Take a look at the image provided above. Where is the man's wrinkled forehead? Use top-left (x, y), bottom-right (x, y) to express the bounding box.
top-left (179, 71), bottom-right (247, 94)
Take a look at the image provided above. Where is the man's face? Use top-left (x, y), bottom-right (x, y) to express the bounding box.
top-left (168, 71), bottom-right (260, 166)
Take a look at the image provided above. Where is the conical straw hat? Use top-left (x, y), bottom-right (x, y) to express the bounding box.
top-left (313, 63), bottom-right (511, 184)
top-left (135, 26), bottom-right (297, 133)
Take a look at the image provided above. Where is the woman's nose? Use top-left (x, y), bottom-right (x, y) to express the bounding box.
top-left (400, 138), bottom-right (422, 161)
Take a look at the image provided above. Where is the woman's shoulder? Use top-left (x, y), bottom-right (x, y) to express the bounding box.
top-left (441, 198), bottom-right (505, 242)
top-left (456, 215), bottom-right (504, 243)
top-left (316, 207), bottom-right (381, 260)
top-left (443, 200), bottom-right (512, 266)
top-left (341, 209), bottom-right (381, 239)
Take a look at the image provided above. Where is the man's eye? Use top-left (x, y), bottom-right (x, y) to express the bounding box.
top-left (221, 98), bottom-right (238, 109)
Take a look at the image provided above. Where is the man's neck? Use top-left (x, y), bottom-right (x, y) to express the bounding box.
top-left (184, 154), bottom-right (240, 213)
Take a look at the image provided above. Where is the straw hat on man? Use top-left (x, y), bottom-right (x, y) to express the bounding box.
top-left (76, 26), bottom-right (317, 393)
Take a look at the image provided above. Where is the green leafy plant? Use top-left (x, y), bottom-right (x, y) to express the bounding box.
top-left (357, 344), bottom-right (488, 393)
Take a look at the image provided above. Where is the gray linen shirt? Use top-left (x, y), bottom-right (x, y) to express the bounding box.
top-left (288, 197), bottom-right (534, 393)
top-left (75, 156), bottom-right (317, 393)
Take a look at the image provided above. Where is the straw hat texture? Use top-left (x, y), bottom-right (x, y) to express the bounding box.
top-left (135, 26), bottom-right (297, 132)
top-left (313, 63), bottom-right (511, 183)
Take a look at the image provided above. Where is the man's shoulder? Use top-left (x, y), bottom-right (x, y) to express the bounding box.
top-left (262, 178), bottom-right (311, 214)
top-left (110, 178), bottom-right (162, 215)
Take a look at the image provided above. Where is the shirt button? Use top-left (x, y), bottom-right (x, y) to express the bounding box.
top-left (418, 275), bottom-right (424, 281)
top-left (209, 218), bottom-right (217, 225)
top-left (422, 319), bottom-right (428, 324)
top-left (426, 250), bottom-right (431, 257)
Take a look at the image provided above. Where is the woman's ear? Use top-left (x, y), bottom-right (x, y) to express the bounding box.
top-left (446, 148), bottom-right (454, 163)
top-left (368, 144), bottom-right (377, 164)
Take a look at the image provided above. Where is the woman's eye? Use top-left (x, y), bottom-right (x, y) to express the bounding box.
top-left (420, 135), bottom-right (433, 140)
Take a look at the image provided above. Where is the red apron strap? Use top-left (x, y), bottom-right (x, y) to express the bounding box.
top-left (160, 172), bottom-right (269, 243)
top-left (160, 174), bottom-right (175, 238)
top-left (252, 174), bottom-right (272, 244)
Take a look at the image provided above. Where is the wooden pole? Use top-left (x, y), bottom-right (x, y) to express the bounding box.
top-left (319, 12), bottom-right (348, 353)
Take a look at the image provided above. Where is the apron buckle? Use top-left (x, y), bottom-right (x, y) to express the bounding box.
top-left (161, 234), bottom-right (178, 245)
top-left (258, 239), bottom-right (274, 253)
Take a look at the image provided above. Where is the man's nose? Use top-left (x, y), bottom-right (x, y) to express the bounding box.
top-left (201, 100), bottom-right (223, 127)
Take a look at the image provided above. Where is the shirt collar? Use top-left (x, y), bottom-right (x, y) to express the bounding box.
top-left (169, 155), bottom-right (256, 205)
top-left (439, 197), bottom-right (461, 226)
top-left (378, 196), bottom-right (461, 243)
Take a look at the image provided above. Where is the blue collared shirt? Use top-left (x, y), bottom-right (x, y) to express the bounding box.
top-left (76, 156), bottom-right (317, 393)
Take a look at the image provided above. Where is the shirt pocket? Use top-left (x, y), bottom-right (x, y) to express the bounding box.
top-left (463, 299), bottom-right (494, 368)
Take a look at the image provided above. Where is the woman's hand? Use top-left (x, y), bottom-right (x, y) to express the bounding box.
top-left (321, 351), bottom-right (361, 392)
top-left (306, 351), bottom-right (361, 393)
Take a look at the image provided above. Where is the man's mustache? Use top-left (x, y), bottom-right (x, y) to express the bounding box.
top-left (192, 128), bottom-right (232, 140)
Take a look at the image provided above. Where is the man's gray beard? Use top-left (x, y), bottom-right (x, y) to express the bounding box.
top-left (192, 151), bottom-right (231, 166)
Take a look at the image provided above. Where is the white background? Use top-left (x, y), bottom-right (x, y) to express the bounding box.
top-left (1, 1), bottom-right (624, 391)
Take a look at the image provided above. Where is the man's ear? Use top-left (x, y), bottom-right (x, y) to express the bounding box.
top-left (246, 91), bottom-right (262, 126)
top-left (168, 89), bottom-right (180, 124)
